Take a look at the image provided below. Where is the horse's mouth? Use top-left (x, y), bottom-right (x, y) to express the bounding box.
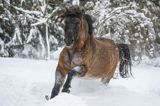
top-left (66, 43), bottom-right (74, 48)
top-left (65, 39), bottom-right (74, 48)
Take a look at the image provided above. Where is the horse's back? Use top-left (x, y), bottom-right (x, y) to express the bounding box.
top-left (96, 37), bottom-right (116, 46)
top-left (95, 38), bottom-right (118, 53)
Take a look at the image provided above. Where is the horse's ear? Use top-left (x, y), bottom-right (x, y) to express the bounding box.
top-left (78, 8), bottom-right (84, 19)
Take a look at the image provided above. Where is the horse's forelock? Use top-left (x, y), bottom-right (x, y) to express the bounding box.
top-left (63, 7), bottom-right (83, 19)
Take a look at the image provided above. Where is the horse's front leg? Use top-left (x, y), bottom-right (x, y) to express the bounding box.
top-left (62, 65), bottom-right (86, 93)
top-left (50, 69), bottom-right (66, 99)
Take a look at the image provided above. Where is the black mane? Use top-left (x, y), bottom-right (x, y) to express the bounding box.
top-left (84, 14), bottom-right (94, 36)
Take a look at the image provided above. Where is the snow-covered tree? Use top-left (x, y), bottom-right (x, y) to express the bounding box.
top-left (87, 0), bottom-right (160, 62)
top-left (0, 0), bottom-right (64, 59)
top-left (0, 0), bottom-right (160, 62)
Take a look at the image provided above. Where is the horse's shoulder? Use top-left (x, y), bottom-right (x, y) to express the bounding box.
top-left (58, 47), bottom-right (70, 60)
top-left (60, 47), bottom-right (67, 54)
top-left (58, 47), bottom-right (71, 70)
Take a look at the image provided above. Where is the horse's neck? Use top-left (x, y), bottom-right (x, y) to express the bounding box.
top-left (67, 33), bottom-right (95, 58)
top-left (85, 35), bottom-right (95, 52)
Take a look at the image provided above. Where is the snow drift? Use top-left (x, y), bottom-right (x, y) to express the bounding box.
top-left (0, 57), bottom-right (160, 106)
top-left (45, 93), bottom-right (87, 106)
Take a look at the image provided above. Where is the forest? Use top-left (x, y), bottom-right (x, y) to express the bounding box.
top-left (0, 1), bottom-right (160, 106)
top-left (0, 0), bottom-right (160, 62)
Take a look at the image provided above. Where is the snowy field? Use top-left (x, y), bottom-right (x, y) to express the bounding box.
top-left (0, 57), bottom-right (160, 106)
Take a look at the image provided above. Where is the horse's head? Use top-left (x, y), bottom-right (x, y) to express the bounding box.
top-left (61, 7), bottom-right (93, 49)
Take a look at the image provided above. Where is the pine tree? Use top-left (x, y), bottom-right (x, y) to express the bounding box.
top-left (0, 0), bottom-right (64, 59)
top-left (0, 0), bottom-right (160, 62)
top-left (87, 0), bottom-right (160, 63)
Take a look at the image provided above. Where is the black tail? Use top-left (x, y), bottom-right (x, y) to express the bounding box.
top-left (118, 44), bottom-right (132, 78)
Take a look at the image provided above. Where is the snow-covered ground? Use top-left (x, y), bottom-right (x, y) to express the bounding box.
top-left (0, 57), bottom-right (160, 106)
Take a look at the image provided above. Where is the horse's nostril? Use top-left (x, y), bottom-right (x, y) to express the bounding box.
top-left (64, 38), bottom-right (66, 41)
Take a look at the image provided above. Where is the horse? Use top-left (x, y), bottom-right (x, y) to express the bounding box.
top-left (50, 7), bottom-right (132, 99)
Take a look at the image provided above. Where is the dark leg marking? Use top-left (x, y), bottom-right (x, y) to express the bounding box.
top-left (50, 70), bottom-right (65, 99)
top-left (62, 70), bottom-right (76, 93)
top-left (62, 66), bottom-right (86, 93)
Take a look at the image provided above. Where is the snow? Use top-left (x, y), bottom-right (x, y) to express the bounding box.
top-left (5, 0), bottom-right (41, 16)
top-left (20, 0), bottom-right (25, 5)
top-left (0, 58), bottom-right (55, 106)
top-left (7, 26), bottom-right (22, 46)
top-left (0, 57), bottom-right (160, 106)
top-left (0, 27), bottom-right (3, 33)
top-left (45, 93), bottom-right (87, 106)
top-left (51, 47), bottom-right (63, 60)
top-left (142, 57), bottom-right (160, 67)
top-left (31, 18), bottom-right (47, 26)
top-left (25, 27), bottom-right (46, 59)
top-left (40, 4), bottom-right (47, 14)
top-left (72, 0), bottom-right (80, 6)
top-left (0, 38), bottom-right (8, 56)
top-left (27, 28), bottom-right (36, 43)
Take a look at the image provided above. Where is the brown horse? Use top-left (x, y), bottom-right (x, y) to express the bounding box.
top-left (50, 7), bottom-right (132, 99)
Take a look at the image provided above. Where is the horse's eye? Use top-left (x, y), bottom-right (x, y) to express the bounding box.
top-left (75, 21), bottom-right (80, 24)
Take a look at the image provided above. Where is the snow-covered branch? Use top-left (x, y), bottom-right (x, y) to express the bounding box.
top-left (31, 7), bottom-right (60, 26)
top-left (4, 0), bottom-right (41, 16)
top-left (31, 18), bottom-right (47, 26)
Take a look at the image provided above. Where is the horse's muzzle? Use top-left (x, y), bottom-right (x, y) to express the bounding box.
top-left (64, 37), bottom-right (74, 46)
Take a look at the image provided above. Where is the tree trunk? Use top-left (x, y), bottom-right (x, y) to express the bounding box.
top-left (45, 23), bottom-right (50, 60)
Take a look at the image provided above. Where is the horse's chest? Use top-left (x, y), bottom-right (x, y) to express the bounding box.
top-left (71, 53), bottom-right (84, 66)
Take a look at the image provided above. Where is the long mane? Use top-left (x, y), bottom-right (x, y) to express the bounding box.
top-left (62, 7), bottom-right (94, 36)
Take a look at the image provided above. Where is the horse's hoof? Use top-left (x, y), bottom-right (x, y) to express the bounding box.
top-left (45, 95), bottom-right (49, 101)
top-left (62, 89), bottom-right (70, 93)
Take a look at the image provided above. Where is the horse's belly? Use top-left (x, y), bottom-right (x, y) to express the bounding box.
top-left (86, 65), bottom-right (108, 78)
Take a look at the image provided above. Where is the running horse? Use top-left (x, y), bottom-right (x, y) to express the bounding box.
top-left (50, 7), bottom-right (132, 99)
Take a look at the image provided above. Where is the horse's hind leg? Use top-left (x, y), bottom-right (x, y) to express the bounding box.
top-left (50, 70), bottom-right (66, 99)
top-left (62, 66), bottom-right (86, 93)
top-left (101, 71), bottom-right (116, 86)
top-left (101, 76), bottom-right (111, 86)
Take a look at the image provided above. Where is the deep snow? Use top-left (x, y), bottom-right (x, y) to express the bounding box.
top-left (0, 57), bottom-right (160, 106)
